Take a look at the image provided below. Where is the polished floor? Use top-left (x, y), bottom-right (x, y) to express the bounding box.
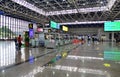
top-left (0, 41), bottom-right (120, 77)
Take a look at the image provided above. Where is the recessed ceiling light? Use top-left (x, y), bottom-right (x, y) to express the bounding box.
top-left (67, 5), bottom-right (70, 7)
top-left (47, 1), bottom-right (49, 4)
top-left (100, 1), bottom-right (103, 4)
top-left (83, 3), bottom-right (85, 5)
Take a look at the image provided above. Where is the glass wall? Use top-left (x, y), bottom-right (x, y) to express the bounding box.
top-left (0, 15), bottom-right (33, 39)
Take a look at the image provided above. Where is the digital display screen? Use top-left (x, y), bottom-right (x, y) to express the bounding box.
top-left (57, 23), bottom-right (60, 29)
top-left (28, 24), bottom-right (33, 29)
top-left (50, 21), bottom-right (59, 29)
top-left (62, 26), bottom-right (68, 31)
top-left (29, 29), bottom-right (34, 38)
top-left (104, 21), bottom-right (120, 31)
top-left (37, 28), bottom-right (43, 32)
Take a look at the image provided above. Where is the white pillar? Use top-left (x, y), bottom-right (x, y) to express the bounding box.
top-left (98, 29), bottom-right (101, 40)
top-left (112, 32), bottom-right (114, 42)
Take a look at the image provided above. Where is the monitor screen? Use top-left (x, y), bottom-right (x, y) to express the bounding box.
top-left (62, 26), bottom-right (68, 31)
top-left (37, 28), bottom-right (43, 32)
top-left (29, 29), bottom-right (34, 38)
top-left (57, 23), bottom-right (60, 29)
top-left (50, 21), bottom-right (59, 29)
top-left (104, 21), bottom-right (120, 31)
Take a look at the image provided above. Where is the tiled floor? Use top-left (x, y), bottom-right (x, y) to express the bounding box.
top-left (0, 41), bottom-right (56, 68)
top-left (0, 41), bottom-right (120, 77)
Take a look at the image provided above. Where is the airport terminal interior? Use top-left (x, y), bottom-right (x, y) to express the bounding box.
top-left (0, 0), bottom-right (120, 77)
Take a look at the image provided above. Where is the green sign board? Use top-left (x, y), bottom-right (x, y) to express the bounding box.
top-left (50, 21), bottom-right (59, 29)
top-left (104, 21), bottom-right (120, 31)
top-left (104, 51), bottom-right (120, 61)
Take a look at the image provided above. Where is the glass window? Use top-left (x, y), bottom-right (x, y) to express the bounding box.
top-left (0, 15), bottom-right (34, 39)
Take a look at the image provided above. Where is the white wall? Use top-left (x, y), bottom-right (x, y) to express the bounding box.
top-left (69, 28), bottom-right (99, 35)
top-left (68, 27), bottom-right (111, 40)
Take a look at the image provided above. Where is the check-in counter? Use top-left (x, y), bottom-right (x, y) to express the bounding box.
top-left (59, 40), bottom-right (64, 46)
top-left (45, 40), bottom-right (56, 48)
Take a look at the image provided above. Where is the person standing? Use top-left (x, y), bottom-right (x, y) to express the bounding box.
top-left (17, 35), bottom-right (22, 50)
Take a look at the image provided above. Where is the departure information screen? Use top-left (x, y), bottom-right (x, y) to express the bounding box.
top-left (50, 21), bottom-right (60, 29)
top-left (29, 29), bottom-right (34, 38)
top-left (104, 21), bottom-right (120, 31)
top-left (62, 26), bottom-right (68, 31)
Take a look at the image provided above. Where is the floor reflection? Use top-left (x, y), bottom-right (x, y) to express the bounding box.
top-left (66, 55), bottom-right (103, 60)
top-left (104, 51), bottom-right (120, 61)
top-left (0, 42), bottom-right (120, 77)
top-left (21, 66), bottom-right (45, 77)
top-left (48, 65), bottom-right (106, 75)
top-left (15, 52), bottom-right (22, 64)
top-left (0, 41), bottom-right (16, 67)
top-left (0, 41), bottom-right (58, 69)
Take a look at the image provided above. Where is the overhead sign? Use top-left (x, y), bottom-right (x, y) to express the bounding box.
top-left (37, 28), bottom-right (43, 32)
top-left (50, 21), bottom-right (60, 29)
top-left (29, 24), bottom-right (33, 29)
top-left (29, 29), bottom-right (34, 38)
top-left (62, 26), bottom-right (68, 31)
top-left (0, 11), bottom-right (4, 15)
top-left (104, 21), bottom-right (120, 31)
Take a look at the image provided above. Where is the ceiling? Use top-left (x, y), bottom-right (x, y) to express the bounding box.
top-left (25, 0), bottom-right (108, 12)
top-left (0, 0), bottom-right (120, 27)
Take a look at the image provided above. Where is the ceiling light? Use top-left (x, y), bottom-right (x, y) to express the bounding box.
top-left (83, 3), bottom-right (85, 5)
top-left (67, 5), bottom-right (70, 7)
top-left (75, 20), bottom-right (78, 22)
top-left (100, 1), bottom-right (103, 4)
top-left (47, 1), bottom-right (49, 4)
top-left (46, 6), bottom-right (109, 16)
